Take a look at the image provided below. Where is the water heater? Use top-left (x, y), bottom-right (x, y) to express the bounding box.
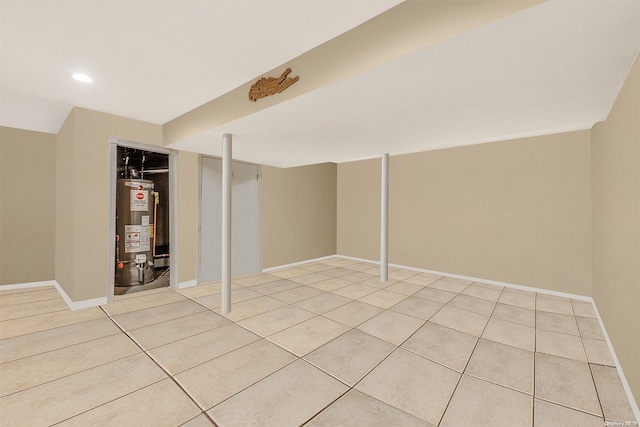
top-left (115, 179), bottom-right (155, 286)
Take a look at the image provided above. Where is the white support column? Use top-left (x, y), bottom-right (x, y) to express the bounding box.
top-left (381, 153), bottom-right (389, 282)
top-left (221, 134), bottom-right (232, 313)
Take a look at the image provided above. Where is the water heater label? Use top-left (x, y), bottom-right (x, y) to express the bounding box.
top-left (130, 190), bottom-right (149, 211)
top-left (125, 225), bottom-right (150, 253)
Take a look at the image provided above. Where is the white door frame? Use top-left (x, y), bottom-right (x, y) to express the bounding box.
top-left (107, 136), bottom-right (179, 303)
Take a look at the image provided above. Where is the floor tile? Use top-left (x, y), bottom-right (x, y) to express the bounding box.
top-left (289, 272), bottom-right (332, 285)
top-left (101, 291), bottom-right (187, 316)
top-left (332, 283), bottom-right (379, 299)
top-left (0, 317), bottom-right (120, 363)
top-left (534, 399), bottom-right (604, 427)
top-left (269, 268), bottom-right (310, 279)
top-left (502, 286), bottom-right (536, 296)
top-left (461, 284), bottom-right (502, 302)
top-left (308, 277), bottom-right (352, 292)
top-left (388, 269), bottom-right (419, 281)
top-left (127, 310), bottom-right (230, 349)
top-left (306, 389), bottom-right (433, 427)
top-left (359, 289), bottom-right (407, 308)
top-left (270, 286), bottom-right (325, 304)
top-left (111, 300), bottom-right (207, 331)
top-left (576, 316), bottom-right (606, 340)
top-left (214, 295), bottom-right (287, 321)
top-left (0, 353), bottom-right (166, 427)
top-left (359, 277), bottom-right (398, 289)
top-left (0, 288), bottom-right (61, 306)
top-left (430, 305), bottom-right (489, 337)
top-left (324, 258), bottom-right (357, 267)
top-left (148, 324), bottom-right (260, 375)
top-left (248, 279), bottom-right (300, 295)
top-left (571, 300), bottom-right (597, 318)
top-left (404, 273), bottom-right (440, 286)
top-left (444, 276), bottom-right (474, 285)
top-left (339, 271), bottom-right (376, 283)
top-left (0, 307), bottom-right (106, 339)
top-left (535, 353), bottom-right (601, 415)
top-left (357, 310), bottom-right (424, 346)
top-left (536, 311), bottom-right (579, 335)
top-left (294, 292), bottom-right (352, 314)
top-left (181, 414), bottom-right (216, 426)
top-left (302, 263), bottom-right (339, 273)
top-left (582, 337), bottom-right (615, 366)
top-left (402, 322), bottom-right (477, 372)
top-left (385, 281), bottom-right (423, 296)
top-left (208, 360), bottom-right (348, 427)
top-left (440, 375), bottom-right (532, 427)
top-left (355, 348), bottom-right (460, 425)
top-left (498, 291), bottom-right (536, 309)
top-left (322, 267), bottom-right (355, 277)
top-left (536, 297), bottom-right (573, 315)
top-left (429, 278), bottom-right (469, 293)
top-left (56, 378), bottom-right (200, 427)
top-left (536, 329), bottom-right (587, 362)
top-left (482, 317), bottom-right (535, 351)
top-left (0, 333), bottom-right (141, 397)
top-left (177, 282), bottom-right (240, 299)
top-left (175, 339), bottom-right (297, 409)
top-left (343, 262), bottom-right (377, 272)
top-left (465, 338), bottom-right (534, 394)
top-left (232, 273), bottom-right (279, 286)
top-left (389, 296), bottom-right (443, 320)
top-left (236, 305), bottom-right (316, 337)
top-left (413, 287), bottom-right (457, 304)
top-left (305, 329), bottom-right (395, 386)
top-left (590, 364), bottom-right (636, 423)
top-left (0, 297), bottom-right (69, 321)
top-left (268, 316), bottom-right (350, 356)
top-left (491, 303), bottom-right (535, 327)
top-left (322, 300), bottom-right (384, 327)
top-left (447, 294), bottom-right (495, 316)
top-left (0, 285), bottom-right (53, 296)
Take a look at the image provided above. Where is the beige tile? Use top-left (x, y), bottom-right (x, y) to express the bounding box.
top-left (461, 285), bottom-right (502, 302)
top-left (0, 297), bottom-right (69, 321)
top-left (332, 283), bottom-right (379, 299)
top-left (232, 273), bottom-right (279, 286)
top-left (0, 317), bottom-right (120, 363)
top-left (0, 287), bottom-right (61, 306)
top-left (404, 273), bottom-right (440, 286)
top-left (355, 348), bottom-right (460, 425)
top-left (429, 278), bottom-right (469, 293)
top-left (290, 272), bottom-right (332, 285)
top-left (269, 268), bottom-right (310, 279)
top-left (571, 300), bottom-right (597, 318)
top-left (535, 353), bottom-right (601, 416)
top-left (0, 285), bottom-right (53, 295)
top-left (208, 360), bottom-right (348, 427)
top-left (491, 303), bottom-right (535, 327)
top-left (0, 333), bottom-right (141, 397)
top-left (473, 281), bottom-right (503, 290)
top-left (268, 316), bottom-right (350, 356)
top-left (534, 399), bottom-right (604, 427)
top-left (0, 353), bottom-right (166, 426)
top-left (323, 300), bottom-right (384, 327)
top-left (502, 286), bottom-right (536, 296)
top-left (308, 277), bottom-right (351, 292)
top-left (537, 293), bottom-right (571, 301)
top-left (101, 291), bottom-right (187, 316)
top-left (214, 295), bottom-right (287, 321)
top-left (0, 306), bottom-right (106, 339)
top-left (343, 262), bottom-right (377, 272)
top-left (248, 279), bottom-right (300, 295)
top-left (385, 281), bottom-right (423, 296)
top-left (323, 258), bottom-right (357, 267)
top-left (322, 267), bottom-right (356, 277)
top-left (177, 282), bottom-right (239, 299)
top-left (339, 271), bottom-right (376, 283)
top-left (482, 317), bottom-right (535, 351)
top-left (536, 311), bottom-right (580, 335)
top-left (448, 294), bottom-right (496, 316)
top-left (302, 263), bottom-right (338, 273)
top-left (390, 296), bottom-right (443, 320)
top-left (295, 293), bottom-right (352, 314)
top-left (357, 310), bottom-right (425, 346)
top-left (113, 286), bottom-right (172, 301)
top-left (127, 311), bottom-right (230, 350)
top-left (440, 375), bottom-right (532, 427)
top-left (402, 322), bottom-right (477, 372)
top-left (175, 339), bottom-right (297, 409)
top-left (576, 316), bottom-right (606, 340)
top-left (181, 414), bottom-right (216, 427)
top-left (359, 289), bottom-right (407, 308)
top-left (465, 338), bottom-right (534, 394)
top-left (430, 305), bottom-right (489, 337)
top-left (306, 389), bottom-right (433, 427)
top-left (536, 297), bottom-right (573, 315)
top-left (237, 305), bottom-right (316, 337)
top-left (537, 329), bottom-right (587, 362)
top-left (590, 364), bottom-right (636, 423)
top-left (305, 329), bottom-right (395, 386)
top-left (413, 287), bottom-right (457, 304)
top-left (148, 324), bottom-right (260, 374)
top-left (111, 300), bottom-right (207, 331)
top-left (270, 286), bottom-right (325, 304)
top-left (56, 378), bottom-right (200, 427)
top-left (498, 292), bottom-right (536, 310)
top-left (359, 277), bottom-right (398, 289)
top-left (388, 269), bottom-right (418, 281)
top-left (582, 338), bottom-right (615, 366)
top-left (445, 276), bottom-right (474, 285)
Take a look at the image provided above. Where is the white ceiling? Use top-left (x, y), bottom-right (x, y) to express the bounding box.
top-left (0, 0), bottom-right (401, 133)
top-left (2, 1), bottom-right (639, 169)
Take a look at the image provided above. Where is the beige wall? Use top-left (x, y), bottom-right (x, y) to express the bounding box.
top-left (261, 163), bottom-right (337, 268)
top-left (591, 56), bottom-right (639, 403)
top-left (0, 127), bottom-right (56, 285)
top-left (56, 107), bottom-right (164, 301)
top-left (338, 131), bottom-right (593, 295)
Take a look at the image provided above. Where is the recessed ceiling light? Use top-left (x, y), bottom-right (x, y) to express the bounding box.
top-left (72, 73), bottom-right (93, 83)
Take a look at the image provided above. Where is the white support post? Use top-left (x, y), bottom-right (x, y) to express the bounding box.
top-left (221, 134), bottom-right (232, 313)
top-left (381, 153), bottom-right (389, 282)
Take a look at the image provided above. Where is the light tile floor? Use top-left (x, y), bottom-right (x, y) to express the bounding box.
top-left (1, 257), bottom-right (637, 426)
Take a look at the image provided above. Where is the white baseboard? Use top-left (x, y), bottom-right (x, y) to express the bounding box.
top-left (178, 279), bottom-right (197, 289)
top-left (262, 254), bottom-right (338, 272)
top-left (0, 280), bottom-right (107, 311)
